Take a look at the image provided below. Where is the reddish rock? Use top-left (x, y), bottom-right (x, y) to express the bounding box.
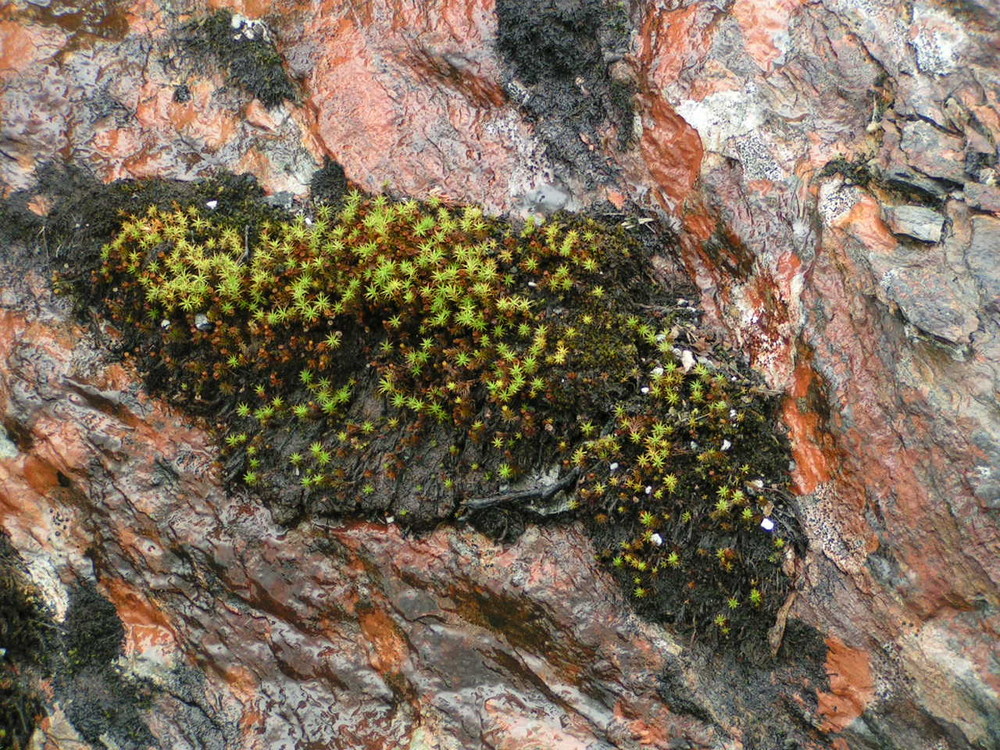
top-left (2, 0), bottom-right (1000, 747)
top-left (730, 0), bottom-right (808, 73)
top-left (289, 0), bottom-right (538, 213)
top-left (817, 636), bottom-right (874, 733)
top-left (0, 18), bottom-right (65, 82)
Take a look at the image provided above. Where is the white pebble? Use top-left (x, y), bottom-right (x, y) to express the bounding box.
top-left (650, 533), bottom-right (663, 546)
top-left (205, 200), bottom-right (219, 210)
top-left (760, 518), bottom-right (775, 532)
top-left (681, 350), bottom-right (696, 372)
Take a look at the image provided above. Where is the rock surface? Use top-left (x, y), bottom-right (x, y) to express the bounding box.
top-left (882, 204), bottom-right (945, 243)
top-left (1, 0), bottom-right (999, 748)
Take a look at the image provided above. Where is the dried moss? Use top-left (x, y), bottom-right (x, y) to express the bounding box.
top-left (496, 0), bottom-right (636, 172)
top-left (182, 10), bottom-right (295, 109)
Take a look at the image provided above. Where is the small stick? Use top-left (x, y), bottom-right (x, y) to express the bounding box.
top-left (460, 467), bottom-right (580, 516)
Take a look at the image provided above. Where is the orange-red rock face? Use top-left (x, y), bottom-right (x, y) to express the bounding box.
top-left (2, 0), bottom-right (1000, 747)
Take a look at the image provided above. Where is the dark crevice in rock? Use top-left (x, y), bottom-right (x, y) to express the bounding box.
top-left (495, 0), bottom-right (636, 182)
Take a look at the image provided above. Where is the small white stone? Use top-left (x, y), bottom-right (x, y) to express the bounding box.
top-left (609, 462), bottom-right (619, 472)
top-left (640, 387), bottom-right (649, 394)
top-left (721, 439), bottom-right (731, 451)
top-left (651, 366), bottom-right (664, 377)
top-left (160, 319), bottom-right (171, 330)
top-left (205, 200), bottom-right (219, 210)
top-left (645, 486), bottom-right (652, 495)
top-left (760, 518), bottom-right (775, 532)
top-left (385, 515), bottom-right (394, 524)
top-left (681, 350), bottom-right (696, 372)
top-left (650, 533), bottom-right (663, 546)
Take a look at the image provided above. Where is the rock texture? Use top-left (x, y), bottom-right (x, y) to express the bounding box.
top-left (1, 0), bottom-right (999, 748)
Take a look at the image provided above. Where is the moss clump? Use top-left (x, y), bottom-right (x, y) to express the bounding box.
top-left (183, 10), bottom-right (295, 109)
top-left (57, 585), bottom-right (154, 748)
top-left (91, 187), bottom-right (797, 642)
top-left (575, 360), bottom-right (793, 638)
top-left (496, 0), bottom-right (636, 165)
top-left (0, 532), bottom-right (49, 750)
top-left (817, 156), bottom-right (876, 188)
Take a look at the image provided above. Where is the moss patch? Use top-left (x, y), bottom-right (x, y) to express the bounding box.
top-left (81, 181), bottom-right (799, 642)
top-left (496, 0), bottom-right (636, 170)
top-left (182, 9), bottom-right (295, 109)
top-left (56, 584), bottom-right (154, 749)
top-left (0, 532), bottom-right (49, 750)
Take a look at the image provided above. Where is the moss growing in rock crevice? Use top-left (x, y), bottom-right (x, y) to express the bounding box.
top-left (56, 584), bottom-right (154, 749)
top-left (496, 0), bottom-right (637, 171)
top-left (182, 9), bottom-right (295, 109)
top-left (0, 527), bottom-right (158, 749)
top-left (86, 181), bottom-right (800, 642)
top-left (0, 532), bottom-right (50, 750)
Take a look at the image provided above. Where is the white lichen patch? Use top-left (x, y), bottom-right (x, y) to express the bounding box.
top-left (731, 130), bottom-right (785, 181)
top-left (23, 554), bottom-right (70, 622)
top-left (818, 179), bottom-right (865, 226)
top-left (676, 85), bottom-right (787, 181)
top-left (796, 485), bottom-right (873, 575)
top-left (675, 84), bottom-right (764, 153)
top-left (910, 5), bottom-right (968, 75)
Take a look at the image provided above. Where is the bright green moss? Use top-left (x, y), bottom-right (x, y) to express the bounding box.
top-left (94, 188), bottom-right (797, 642)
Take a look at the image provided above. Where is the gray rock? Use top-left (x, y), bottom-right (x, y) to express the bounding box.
top-left (967, 216), bottom-right (1000, 307)
top-left (194, 314), bottom-right (214, 332)
top-left (883, 205), bottom-right (946, 243)
top-left (881, 264), bottom-right (980, 344)
top-left (900, 120), bottom-right (967, 184)
top-left (0, 425), bottom-right (18, 460)
top-left (524, 184), bottom-right (570, 214)
top-left (964, 182), bottom-right (1000, 213)
top-left (263, 192), bottom-right (295, 210)
top-left (884, 165), bottom-right (950, 198)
